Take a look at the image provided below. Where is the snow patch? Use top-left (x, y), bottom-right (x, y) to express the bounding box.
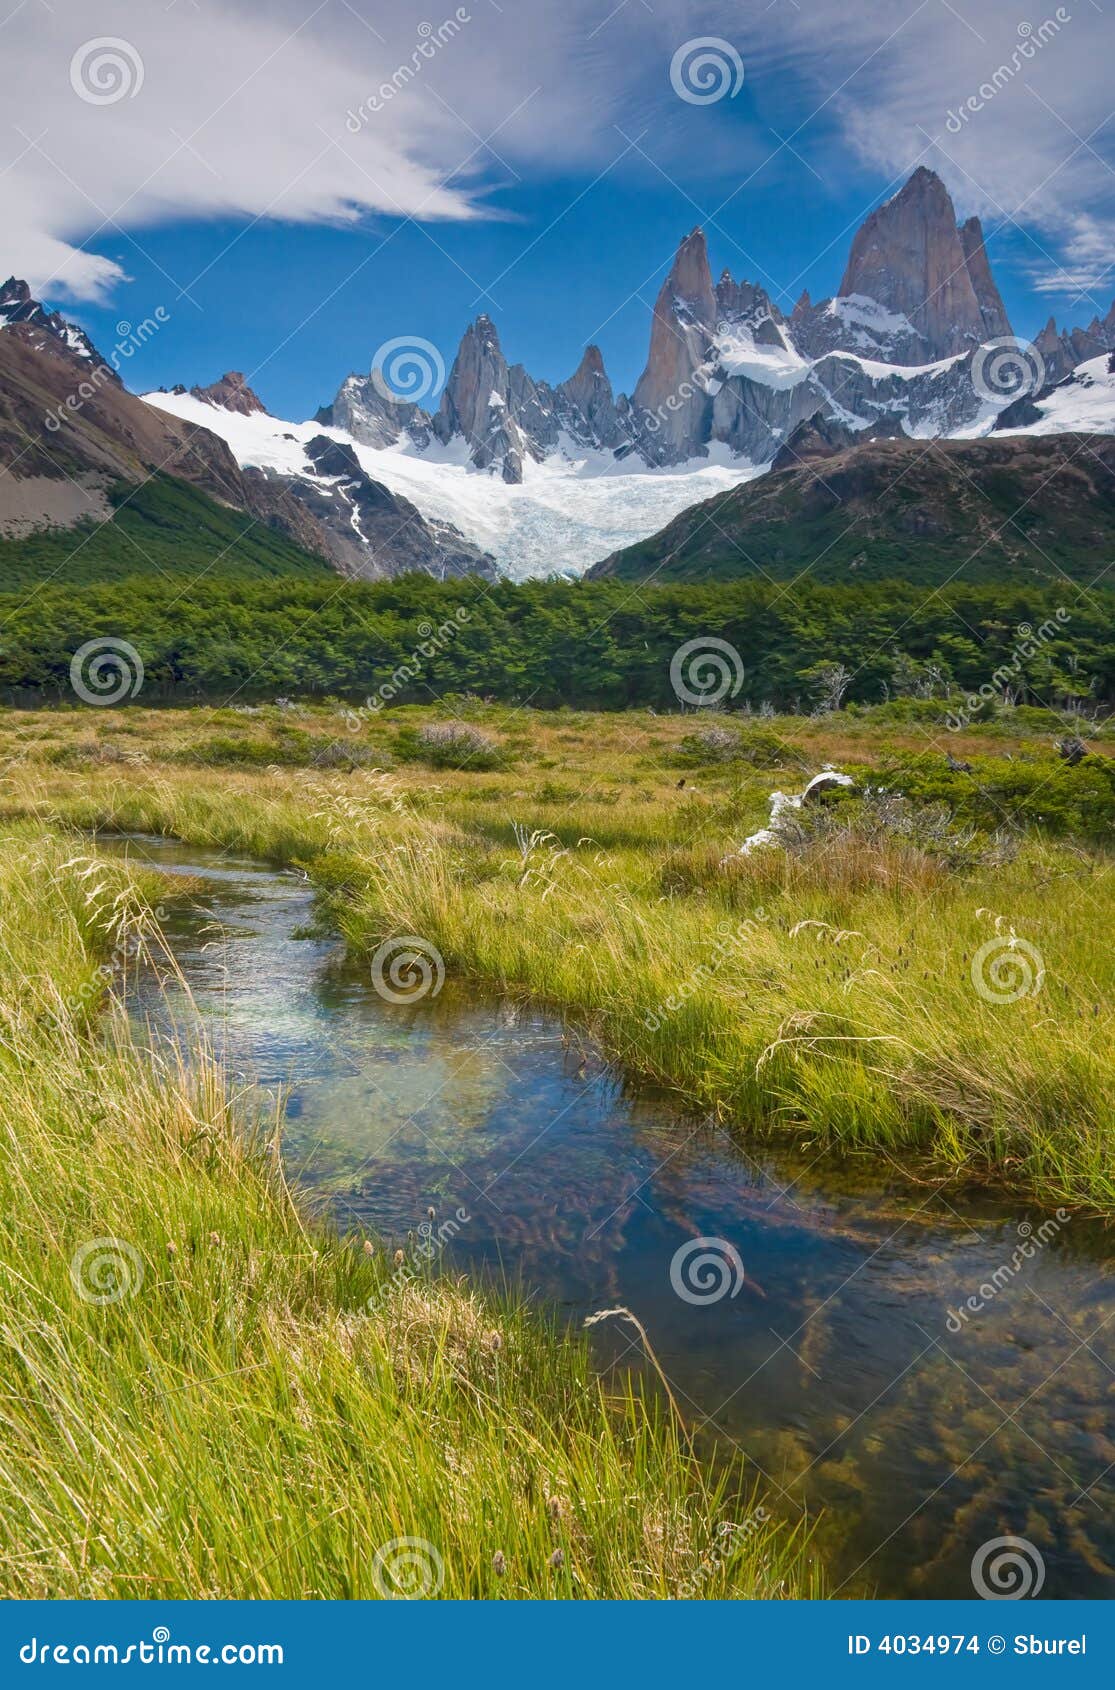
top-left (714, 324), bottom-right (811, 390)
top-left (994, 354), bottom-right (1115, 439)
top-left (828, 294), bottom-right (916, 340)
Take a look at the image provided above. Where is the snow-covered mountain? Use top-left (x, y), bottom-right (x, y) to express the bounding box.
top-left (0, 275), bottom-right (109, 369)
top-left (143, 385), bottom-right (758, 580)
top-left (140, 165), bottom-right (1115, 579)
top-left (992, 352), bottom-right (1115, 438)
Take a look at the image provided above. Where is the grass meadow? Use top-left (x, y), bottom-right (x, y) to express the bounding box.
top-left (0, 695), bottom-right (1110, 1597)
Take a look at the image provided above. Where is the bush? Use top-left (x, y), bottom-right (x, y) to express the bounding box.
top-left (775, 790), bottom-right (1017, 874)
top-left (876, 750), bottom-right (1115, 841)
top-left (395, 721), bottom-right (507, 771)
top-left (175, 731), bottom-right (380, 770)
top-left (677, 723), bottom-right (797, 769)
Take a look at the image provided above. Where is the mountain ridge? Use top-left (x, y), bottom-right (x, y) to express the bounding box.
top-left (4, 166), bottom-right (1115, 583)
top-left (0, 313), bottom-right (497, 582)
top-left (325, 167), bottom-right (1115, 490)
top-left (588, 418), bottom-right (1115, 586)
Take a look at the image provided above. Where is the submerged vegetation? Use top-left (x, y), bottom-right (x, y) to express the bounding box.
top-left (0, 823), bottom-right (815, 1598)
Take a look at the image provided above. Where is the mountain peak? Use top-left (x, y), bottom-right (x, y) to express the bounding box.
top-left (434, 311), bottom-right (527, 480)
top-left (0, 276), bottom-right (112, 370)
top-left (632, 229), bottom-right (717, 457)
top-left (665, 227), bottom-right (716, 321)
top-left (0, 277), bottom-right (33, 309)
top-left (839, 166), bottom-right (987, 360)
top-left (957, 215), bottom-right (1012, 341)
top-left (572, 343), bottom-right (606, 380)
top-left (900, 163), bottom-right (947, 194)
top-left (191, 371), bottom-right (268, 416)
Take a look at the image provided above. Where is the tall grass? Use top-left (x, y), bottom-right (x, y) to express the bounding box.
top-left (0, 825), bottom-right (818, 1599)
top-left (361, 830), bottom-right (1113, 1203)
top-left (3, 705), bottom-right (1113, 1213)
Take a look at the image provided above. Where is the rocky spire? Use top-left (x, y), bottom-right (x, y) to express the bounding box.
top-left (632, 228), bottom-right (717, 460)
top-left (554, 344), bottom-right (626, 451)
top-left (191, 371), bottom-right (268, 416)
top-left (957, 217), bottom-right (1012, 341)
top-left (839, 167), bottom-right (986, 361)
top-left (1034, 315), bottom-right (1076, 385)
top-left (561, 343), bottom-right (609, 407)
top-left (433, 315), bottom-right (532, 482)
top-left (435, 314), bottom-right (509, 444)
top-left (715, 272), bottom-right (787, 347)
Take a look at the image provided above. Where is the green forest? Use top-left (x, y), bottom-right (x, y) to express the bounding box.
top-left (2, 567), bottom-right (1111, 715)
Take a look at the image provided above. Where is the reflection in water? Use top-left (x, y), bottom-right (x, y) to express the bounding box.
top-left (113, 836), bottom-right (1115, 1600)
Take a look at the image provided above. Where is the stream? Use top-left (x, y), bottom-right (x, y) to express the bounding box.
top-left (111, 836), bottom-right (1115, 1601)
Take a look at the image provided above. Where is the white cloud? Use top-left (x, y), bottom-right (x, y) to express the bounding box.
top-left (0, 0), bottom-right (622, 300)
top-left (0, 0), bottom-right (1111, 320)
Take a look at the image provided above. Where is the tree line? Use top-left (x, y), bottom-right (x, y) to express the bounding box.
top-left (1, 572), bottom-right (1111, 714)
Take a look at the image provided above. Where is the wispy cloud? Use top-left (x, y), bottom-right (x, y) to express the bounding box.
top-left (1, 0), bottom-right (1111, 316)
top-left (0, 0), bottom-right (619, 300)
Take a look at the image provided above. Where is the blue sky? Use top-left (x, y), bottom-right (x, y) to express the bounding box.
top-left (3, 0), bottom-right (1112, 420)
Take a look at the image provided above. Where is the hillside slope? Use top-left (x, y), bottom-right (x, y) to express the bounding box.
top-left (0, 473), bottom-right (334, 590)
top-left (589, 430), bottom-right (1115, 586)
top-left (0, 308), bottom-right (497, 583)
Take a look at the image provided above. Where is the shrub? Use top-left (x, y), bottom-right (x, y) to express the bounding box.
top-left (396, 721), bottom-right (507, 771)
top-left (774, 790), bottom-right (1017, 874)
top-left (876, 751), bottom-right (1115, 841)
top-left (677, 723), bottom-right (797, 769)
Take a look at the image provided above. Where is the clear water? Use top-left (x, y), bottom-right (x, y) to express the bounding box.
top-left (112, 836), bottom-right (1115, 1600)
